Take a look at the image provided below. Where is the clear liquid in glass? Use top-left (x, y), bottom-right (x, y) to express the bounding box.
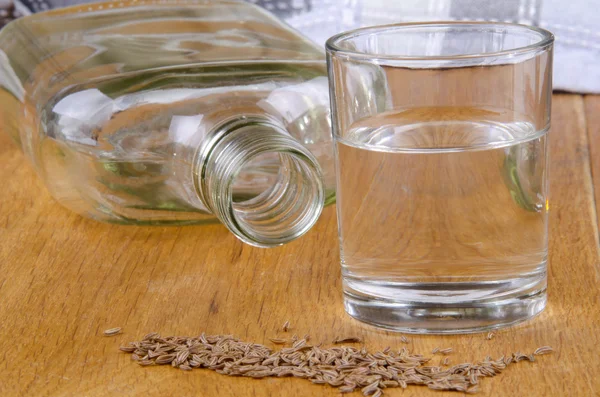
top-left (335, 106), bottom-right (549, 333)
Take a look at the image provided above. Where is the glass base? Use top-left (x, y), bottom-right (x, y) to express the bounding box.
top-left (343, 274), bottom-right (547, 334)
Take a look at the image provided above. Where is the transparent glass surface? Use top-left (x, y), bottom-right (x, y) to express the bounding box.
top-left (327, 22), bottom-right (554, 333)
top-left (0, 0), bottom-right (336, 246)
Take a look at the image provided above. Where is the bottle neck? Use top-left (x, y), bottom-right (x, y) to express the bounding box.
top-left (194, 117), bottom-right (324, 247)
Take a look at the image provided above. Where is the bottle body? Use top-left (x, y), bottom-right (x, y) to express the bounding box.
top-left (39, 61), bottom-right (333, 226)
top-left (0, 0), bottom-right (334, 230)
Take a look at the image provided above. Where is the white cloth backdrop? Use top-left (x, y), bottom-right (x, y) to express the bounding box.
top-left (250, 0), bottom-right (600, 93)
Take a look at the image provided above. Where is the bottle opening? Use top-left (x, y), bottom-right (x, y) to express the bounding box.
top-left (231, 152), bottom-right (282, 203)
top-left (231, 152), bottom-right (323, 246)
top-left (198, 118), bottom-right (325, 247)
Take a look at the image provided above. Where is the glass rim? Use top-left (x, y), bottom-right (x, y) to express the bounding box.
top-left (326, 21), bottom-right (554, 61)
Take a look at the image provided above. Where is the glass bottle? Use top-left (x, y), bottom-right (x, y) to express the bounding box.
top-left (0, 0), bottom-right (335, 247)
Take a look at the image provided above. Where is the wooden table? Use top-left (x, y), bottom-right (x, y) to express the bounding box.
top-left (1, 94), bottom-right (599, 396)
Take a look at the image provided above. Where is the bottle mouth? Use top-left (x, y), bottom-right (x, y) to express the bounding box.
top-left (197, 118), bottom-right (325, 248)
top-left (229, 151), bottom-right (324, 247)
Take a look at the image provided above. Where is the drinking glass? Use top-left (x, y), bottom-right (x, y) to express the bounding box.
top-left (326, 22), bottom-right (554, 333)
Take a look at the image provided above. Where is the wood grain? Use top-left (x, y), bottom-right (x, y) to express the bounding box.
top-left (585, 95), bottom-right (600, 227)
top-left (1, 94), bottom-right (599, 396)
